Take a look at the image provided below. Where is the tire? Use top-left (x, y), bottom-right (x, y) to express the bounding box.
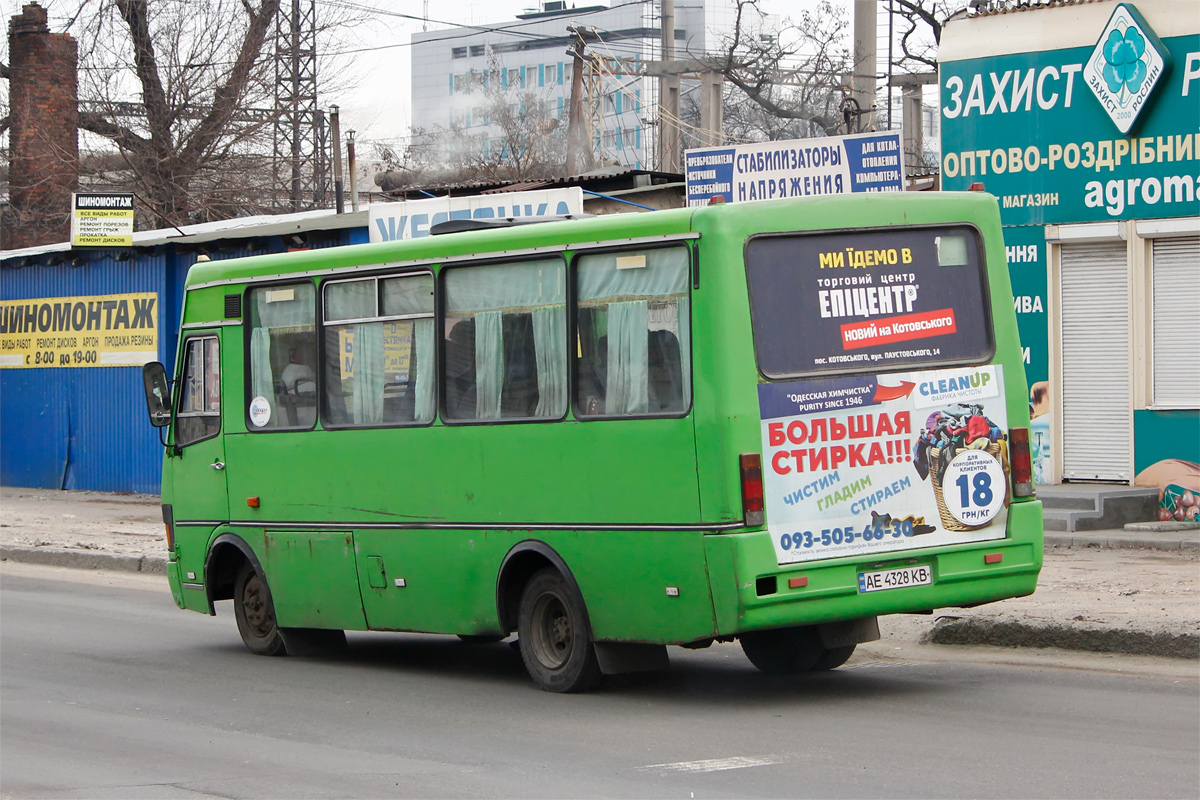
top-left (233, 562), bottom-right (287, 656)
top-left (517, 568), bottom-right (602, 693)
top-left (741, 626), bottom-right (852, 674)
top-left (809, 643), bottom-right (856, 672)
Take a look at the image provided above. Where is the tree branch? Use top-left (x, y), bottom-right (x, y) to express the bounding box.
top-left (79, 111), bottom-right (150, 153)
top-left (115, 0), bottom-right (172, 147)
top-left (178, 0), bottom-right (280, 165)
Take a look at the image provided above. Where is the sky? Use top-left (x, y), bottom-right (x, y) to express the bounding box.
top-left (335, 0), bottom-right (824, 148)
top-left (1, 0), bottom-right (829, 152)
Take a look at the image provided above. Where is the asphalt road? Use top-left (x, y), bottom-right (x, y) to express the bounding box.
top-left (2, 565), bottom-right (1197, 800)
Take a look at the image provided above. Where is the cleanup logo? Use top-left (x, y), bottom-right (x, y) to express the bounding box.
top-left (1082, 3), bottom-right (1170, 135)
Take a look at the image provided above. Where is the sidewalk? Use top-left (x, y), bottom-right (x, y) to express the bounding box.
top-left (2, 486), bottom-right (1197, 659)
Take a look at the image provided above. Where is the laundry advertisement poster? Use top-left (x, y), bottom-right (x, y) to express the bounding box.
top-left (760, 365), bottom-right (1010, 565)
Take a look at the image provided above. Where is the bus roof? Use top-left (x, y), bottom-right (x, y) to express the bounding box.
top-left (183, 192), bottom-right (999, 289)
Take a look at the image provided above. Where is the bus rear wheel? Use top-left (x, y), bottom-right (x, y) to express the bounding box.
top-left (740, 626), bottom-right (854, 674)
top-left (233, 562), bottom-right (287, 657)
top-left (517, 568), bottom-right (602, 693)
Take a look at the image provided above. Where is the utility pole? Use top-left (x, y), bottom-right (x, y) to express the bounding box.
top-left (565, 26), bottom-right (594, 175)
top-left (330, 105), bottom-right (344, 214)
top-left (658, 0), bottom-right (681, 172)
top-left (851, 0), bottom-right (877, 132)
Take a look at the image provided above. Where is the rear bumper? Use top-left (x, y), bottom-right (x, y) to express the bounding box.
top-left (705, 499), bottom-right (1044, 636)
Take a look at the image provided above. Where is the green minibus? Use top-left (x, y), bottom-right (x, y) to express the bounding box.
top-left (143, 191), bottom-right (1042, 691)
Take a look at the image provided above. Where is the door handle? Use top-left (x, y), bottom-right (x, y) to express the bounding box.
top-left (211, 461), bottom-right (226, 471)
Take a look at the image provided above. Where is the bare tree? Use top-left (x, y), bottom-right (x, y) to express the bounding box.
top-left (383, 57), bottom-right (567, 189)
top-left (705, 0), bottom-right (852, 139)
top-left (890, 0), bottom-right (969, 75)
top-left (63, 0), bottom-right (282, 227)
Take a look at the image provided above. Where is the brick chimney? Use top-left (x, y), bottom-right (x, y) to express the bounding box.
top-left (2, 3), bottom-right (79, 250)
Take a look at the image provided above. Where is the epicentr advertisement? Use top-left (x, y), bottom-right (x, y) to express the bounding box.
top-left (760, 365), bottom-right (1011, 565)
top-left (0, 292), bottom-right (158, 368)
top-left (745, 227), bottom-right (993, 378)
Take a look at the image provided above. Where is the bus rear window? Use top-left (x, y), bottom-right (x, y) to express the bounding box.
top-left (745, 226), bottom-right (993, 378)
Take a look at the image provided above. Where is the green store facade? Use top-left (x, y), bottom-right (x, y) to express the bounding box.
top-left (940, 0), bottom-right (1199, 520)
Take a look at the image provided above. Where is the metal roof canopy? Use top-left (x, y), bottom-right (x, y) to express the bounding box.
top-left (1, 207), bottom-right (369, 263)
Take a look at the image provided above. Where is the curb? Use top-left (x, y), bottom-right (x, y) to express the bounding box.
top-left (4, 546), bottom-right (1196, 662)
top-left (1044, 532), bottom-right (1199, 550)
top-left (924, 617), bottom-right (1200, 660)
top-left (0, 546), bottom-right (167, 575)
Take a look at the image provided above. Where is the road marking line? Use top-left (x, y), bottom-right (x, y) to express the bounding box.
top-left (639, 756), bottom-right (779, 774)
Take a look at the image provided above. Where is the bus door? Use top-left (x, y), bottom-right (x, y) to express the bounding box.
top-left (170, 332), bottom-right (229, 534)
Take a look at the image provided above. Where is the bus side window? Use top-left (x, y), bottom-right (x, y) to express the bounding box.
top-left (246, 282), bottom-right (317, 430)
top-left (321, 273), bottom-right (436, 428)
top-left (575, 246), bottom-right (691, 418)
top-left (176, 335), bottom-right (220, 446)
top-left (442, 259), bottom-right (567, 422)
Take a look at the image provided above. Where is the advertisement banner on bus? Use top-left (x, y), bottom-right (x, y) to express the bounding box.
top-left (759, 365), bottom-right (1010, 564)
top-left (684, 131), bottom-right (905, 207)
top-left (745, 227), bottom-right (993, 379)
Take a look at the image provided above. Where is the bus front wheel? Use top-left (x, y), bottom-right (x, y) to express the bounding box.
top-left (740, 626), bottom-right (855, 674)
top-left (517, 568), bottom-right (602, 693)
top-left (233, 562), bottom-right (287, 657)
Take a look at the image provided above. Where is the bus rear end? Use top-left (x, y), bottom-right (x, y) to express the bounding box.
top-left (698, 192), bottom-right (1042, 669)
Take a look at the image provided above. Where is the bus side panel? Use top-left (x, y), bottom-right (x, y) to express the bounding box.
top-left (689, 215), bottom-right (763, 525)
top-left (259, 530), bottom-right (369, 630)
top-left (555, 530), bottom-right (717, 644)
top-left (351, 529), bottom-right (718, 644)
top-left (353, 529), bottom-right (511, 635)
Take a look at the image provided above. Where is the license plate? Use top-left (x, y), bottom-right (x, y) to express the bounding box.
top-left (858, 564), bottom-right (932, 593)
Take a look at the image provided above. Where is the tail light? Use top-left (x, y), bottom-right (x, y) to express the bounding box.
top-left (1008, 427), bottom-right (1035, 498)
top-left (162, 503), bottom-right (175, 552)
top-left (740, 453), bottom-right (765, 527)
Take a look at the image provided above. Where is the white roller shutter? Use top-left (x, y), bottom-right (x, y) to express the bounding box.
top-left (1060, 241), bottom-right (1130, 481)
top-left (1151, 236), bottom-right (1200, 408)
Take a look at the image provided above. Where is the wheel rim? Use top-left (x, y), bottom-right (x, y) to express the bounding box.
top-left (241, 573), bottom-right (275, 638)
top-left (529, 591), bottom-right (572, 670)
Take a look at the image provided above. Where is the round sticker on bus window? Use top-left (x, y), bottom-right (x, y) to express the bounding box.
top-left (249, 396), bottom-right (272, 428)
top-left (942, 449), bottom-right (1005, 526)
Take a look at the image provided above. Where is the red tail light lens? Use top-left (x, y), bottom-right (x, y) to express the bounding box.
top-left (162, 504), bottom-right (175, 552)
top-left (740, 453), bottom-right (765, 527)
top-left (1009, 427), bottom-right (1034, 498)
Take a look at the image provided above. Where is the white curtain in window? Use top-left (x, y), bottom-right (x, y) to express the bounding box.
top-left (606, 300), bottom-right (649, 415)
top-left (253, 285), bottom-right (314, 326)
top-left (475, 310), bottom-right (504, 419)
top-left (413, 318), bottom-right (436, 422)
top-left (533, 304), bottom-right (566, 417)
top-left (250, 328), bottom-right (274, 405)
top-left (577, 247), bottom-right (688, 303)
top-left (352, 323), bottom-right (385, 424)
top-left (447, 260), bottom-right (564, 312)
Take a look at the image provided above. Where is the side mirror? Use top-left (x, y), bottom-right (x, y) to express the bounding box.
top-left (142, 361), bottom-right (172, 428)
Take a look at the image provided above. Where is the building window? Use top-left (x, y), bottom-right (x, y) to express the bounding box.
top-left (452, 46), bottom-right (467, 59)
top-left (247, 282), bottom-right (317, 430)
top-left (322, 274), bottom-right (436, 427)
top-left (176, 335), bottom-right (220, 446)
top-left (1151, 235), bottom-right (1200, 408)
top-left (575, 246), bottom-right (692, 417)
top-left (443, 259), bottom-right (567, 422)
top-left (470, 45), bottom-right (486, 57)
